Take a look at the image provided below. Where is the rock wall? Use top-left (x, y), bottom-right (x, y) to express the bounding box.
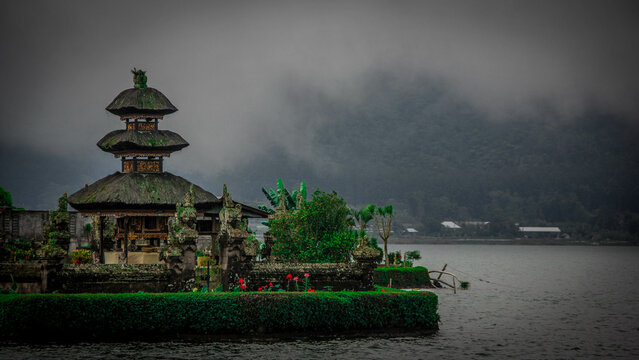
top-left (243, 262), bottom-right (376, 291)
top-left (1, 210), bottom-right (90, 250)
top-left (57, 264), bottom-right (171, 293)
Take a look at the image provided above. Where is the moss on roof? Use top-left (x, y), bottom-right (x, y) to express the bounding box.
top-left (106, 87), bottom-right (177, 116)
top-left (97, 130), bottom-right (189, 152)
top-left (68, 172), bottom-right (219, 211)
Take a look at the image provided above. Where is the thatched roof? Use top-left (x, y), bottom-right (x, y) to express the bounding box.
top-left (97, 130), bottom-right (189, 153)
top-left (205, 203), bottom-right (269, 218)
top-left (106, 87), bottom-right (177, 116)
top-left (68, 172), bottom-right (219, 211)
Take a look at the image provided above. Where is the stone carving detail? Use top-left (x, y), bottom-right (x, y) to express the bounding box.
top-left (122, 160), bottom-right (134, 172)
top-left (161, 186), bottom-right (198, 290)
top-left (351, 234), bottom-right (382, 291)
top-left (137, 122), bottom-right (157, 131)
top-left (136, 160), bottom-right (161, 173)
top-left (214, 185), bottom-right (257, 290)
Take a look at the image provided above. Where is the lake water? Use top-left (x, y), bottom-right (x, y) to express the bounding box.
top-left (2, 245), bottom-right (638, 359)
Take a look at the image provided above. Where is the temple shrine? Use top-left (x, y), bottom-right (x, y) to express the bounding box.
top-left (68, 69), bottom-right (266, 264)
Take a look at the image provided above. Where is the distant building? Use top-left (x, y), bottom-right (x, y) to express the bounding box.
top-left (518, 226), bottom-right (561, 238)
top-left (441, 221), bottom-right (461, 229)
top-left (406, 228), bottom-right (418, 233)
top-left (457, 221), bottom-right (490, 227)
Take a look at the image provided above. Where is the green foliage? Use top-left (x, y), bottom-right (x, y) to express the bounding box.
top-left (388, 251), bottom-right (403, 265)
top-left (387, 250), bottom-right (421, 267)
top-left (350, 204), bottom-right (376, 236)
top-left (43, 194), bottom-right (70, 247)
top-left (260, 179), bottom-right (307, 214)
top-left (132, 68), bottom-right (147, 89)
top-left (377, 205), bottom-right (394, 217)
top-left (374, 266), bottom-right (432, 288)
top-left (0, 186), bottom-right (12, 207)
top-left (71, 249), bottom-right (92, 264)
top-left (405, 250), bottom-right (421, 261)
top-left (0, 291), bottom-right (438, 341)
top-left (270, 190), bottom-right (357, 262)
top-left (36, 242), bottom-right (67, 259)
top-left (0, 238), bottom-right (34, 262)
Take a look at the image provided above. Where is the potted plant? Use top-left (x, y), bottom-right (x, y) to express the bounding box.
top-left (36, 240), bottom-right (67, 262)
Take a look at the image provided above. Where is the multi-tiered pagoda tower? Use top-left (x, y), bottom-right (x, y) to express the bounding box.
top-left (68, 69), bottom-right (265, 264)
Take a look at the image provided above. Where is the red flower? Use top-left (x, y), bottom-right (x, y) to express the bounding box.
top-left (258, 287), bottom-right (263, 291)
top-left (381, 289), bottom-right (386, 292)
top-left (240, 284), bottom-right (246, 290)
top-left (269, 282), bottom-right (273, 287)
top-left (304, 273), bottom-right (310, 277)
top-left (286, 274), bottom-right (293, 281)
top-left (307, 288), bottom-right (315, 292)
top-left (238, 278), bottom-right (244, 284)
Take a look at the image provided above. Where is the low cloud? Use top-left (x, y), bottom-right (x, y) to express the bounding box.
top-left (1, 0), bottom-right (638, 208)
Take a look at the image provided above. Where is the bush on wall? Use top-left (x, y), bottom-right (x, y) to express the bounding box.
top-left (374, 266), bottom-right (432, 288)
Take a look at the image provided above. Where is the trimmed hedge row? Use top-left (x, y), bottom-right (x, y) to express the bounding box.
top-left (0, 291), bottom-right (438, 341)
top-left (374, 266), bottom-right (433, 288)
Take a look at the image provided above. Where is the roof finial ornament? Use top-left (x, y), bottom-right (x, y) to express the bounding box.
top-left (131, 68), bottom-right (147, 89)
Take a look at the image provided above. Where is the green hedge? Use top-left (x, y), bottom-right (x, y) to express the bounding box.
top-left (374, 266), bottom-right (432, 288)
top-left (0, 291), bottom-right (438, 341)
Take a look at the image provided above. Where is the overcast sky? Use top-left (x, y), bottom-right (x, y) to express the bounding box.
top-left (1, 0), bottom-right (638, 209)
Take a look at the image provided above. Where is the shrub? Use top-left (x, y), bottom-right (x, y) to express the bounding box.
top-left (35, 241), bottom-right (67, 259)
top-left (270, 190), bottom-right (357, 262)
top-left (71, 249), bottom-right (92, 264)
top-left (0, 238), bottom-right (34, 262)
top-left (374, 266), bottom-right (432, 288)
top-left (0, 291), bottom-right (439, 341)
top-left (0, 186), bottom-right (12, 207)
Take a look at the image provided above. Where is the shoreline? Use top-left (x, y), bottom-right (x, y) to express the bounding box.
top-left (388, 238), bottom-right (635, 246)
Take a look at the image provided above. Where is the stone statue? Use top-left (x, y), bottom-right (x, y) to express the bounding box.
top-left (160, 185), bottom-right (198, 261)
top-left (131, 68), bottom-right (147, 89)
top-left (215, 185), bottom-right (255, 290)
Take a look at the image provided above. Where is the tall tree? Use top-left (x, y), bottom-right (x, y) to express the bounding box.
top-left (350, 204), bottom-right (376, 238)
top-left (372, 205), bottom-right (393, 265)
top-left (0, 186), bottom-right (12, 208)
top-left (269, 190), bottom-right (357, 263)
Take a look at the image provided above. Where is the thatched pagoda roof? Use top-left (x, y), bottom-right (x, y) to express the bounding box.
top-left (205, 203), bottom-right (269, 218)
top-left (97, 130), bottom-right (189, 153)
top-left (106, 87), bottom-right (178, 116)
top-left (68, 172), bottom-right (219, 211)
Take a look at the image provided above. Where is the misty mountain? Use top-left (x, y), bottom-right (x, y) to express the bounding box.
top-left (213, 72), bottom-right (639, 235)
top-left (2, 71), bottom-right (638, 240)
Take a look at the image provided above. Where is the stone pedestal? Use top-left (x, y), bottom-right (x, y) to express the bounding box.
top-left (352, 243), bottom-right (381, 291)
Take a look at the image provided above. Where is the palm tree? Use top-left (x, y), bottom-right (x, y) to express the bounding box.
top-left (350, 204), bottom-right (376, 238)
top-left (372, 205), bottom-right (393, 265)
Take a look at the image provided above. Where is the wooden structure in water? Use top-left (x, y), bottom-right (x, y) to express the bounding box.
top-left (68, 69), bottom-right (267, 263)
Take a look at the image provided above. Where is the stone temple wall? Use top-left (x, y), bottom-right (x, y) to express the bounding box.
top-left (241, 262), bottom-right (376, 291)
top-left (1, 210), bottom-right (90, 251)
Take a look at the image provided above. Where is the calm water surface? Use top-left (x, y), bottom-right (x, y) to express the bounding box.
top-left (2, 245), bottom-right (638, 359)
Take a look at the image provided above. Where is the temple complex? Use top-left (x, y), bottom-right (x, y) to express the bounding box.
top-left (68, 69), bottom-right (266, 264)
